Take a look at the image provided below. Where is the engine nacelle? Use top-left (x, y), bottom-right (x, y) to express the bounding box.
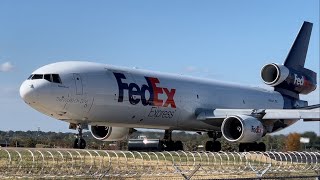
top-left (221, 115), bottom-right (265, 143)
top-left (90, 126), bottom-right (129, 141)
top-left (261, 63), bottom-right (290, 86)
top-left (261, 63), bottom-right (316, 94)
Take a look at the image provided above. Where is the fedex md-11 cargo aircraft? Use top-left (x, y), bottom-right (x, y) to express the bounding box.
top-left (20, 21), bottom-right (320, 151)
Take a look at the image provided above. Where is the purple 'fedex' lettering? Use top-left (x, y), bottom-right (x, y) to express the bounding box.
top-left (113, 72), bottom-right (176, 108)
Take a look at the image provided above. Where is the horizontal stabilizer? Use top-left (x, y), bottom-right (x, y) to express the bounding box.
top-left (298, 104), bottom-right (320, 110)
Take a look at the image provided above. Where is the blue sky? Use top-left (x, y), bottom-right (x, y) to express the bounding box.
top-left (0, 0), bottom-right (319, 134)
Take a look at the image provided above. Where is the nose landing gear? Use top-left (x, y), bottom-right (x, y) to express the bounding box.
top-left (70, 123), bottom-right (87, 149)
top-left (73, 137), bottom-right (86, 149)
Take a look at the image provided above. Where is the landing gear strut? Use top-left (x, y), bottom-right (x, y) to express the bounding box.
top-left (160, 130), bottom-right (184, 151)
top-left (205, 131), bottom-right (222, 152)
top-left (73, 124), bottom-right (86, 149)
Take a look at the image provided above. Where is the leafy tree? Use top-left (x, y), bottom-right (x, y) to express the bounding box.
top-left (285, 133), bottom-right (301, 151)
top-left (24, 137), bottom-right (37, 148)
top-left (262, 134), bottom-right (286, 151)
top-left (301, 131), bottom-right (317, 149)
top-left (9, 137), bottom-right (21, 147)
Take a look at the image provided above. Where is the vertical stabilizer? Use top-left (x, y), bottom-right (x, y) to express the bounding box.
top-left (261, 21), bottom-right (317, 107)
top-left (284, 21), bottom-right (313, 69)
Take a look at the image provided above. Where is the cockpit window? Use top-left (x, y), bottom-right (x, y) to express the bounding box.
top-left (27, 73), bottom-right (62, 84)
top-left (32, 74), bottom-right (43, 79)
top-left (52, 74), bottom-right (62, 83)
top-left (44, 74), bottom-right (52, 82)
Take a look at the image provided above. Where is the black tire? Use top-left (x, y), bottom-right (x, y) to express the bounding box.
top-left (205, 141), bottom-right (213, 151)
top-left (73, 139), bottom-right (79, 149)
top-left (161, 140), bottom-right (167, 151)
top-left (174, 141), bottom-right (184, 151)
top-left (73, 138), bottom-right (86, 149)
top-left (79, 138), bottom-right (86, 149)
top-left (159, 140), bottom-right (165, 151)
top-left (164, 141), bottom-right (175, 151)
top-left (250, 143), bottom-right (258, 151)
top-left (212, 141), bottom-right (221, 152)
top-left (240, 143), bottom-right (262, 152)
top-left (239, 143), bottom-right (246, 152)
top-left (257, 142), bottom-right (266, 152)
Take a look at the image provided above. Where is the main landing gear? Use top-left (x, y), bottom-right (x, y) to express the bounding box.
top-left (205, 131), bottom-right (222, 152)
top-left (239, 142), bottom-right (266, 152)
top-left (72, 124), bottom-right (86, 149)
top-left (160, 130), bottom-right (184, 151)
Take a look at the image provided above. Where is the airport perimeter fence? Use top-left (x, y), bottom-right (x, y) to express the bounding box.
top-left (0, 148), bottom-right (319, 179)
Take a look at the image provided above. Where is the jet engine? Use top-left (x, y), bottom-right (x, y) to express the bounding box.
top-left (221, 115), bottom-right (265, 143)
top-left (261, 63), bottom-right (316, 94)
top-left (90, 126), bottom-right (130, 141)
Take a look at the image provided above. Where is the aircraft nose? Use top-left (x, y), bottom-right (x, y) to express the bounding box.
top-left (20, 80), bottom-right (36, 103)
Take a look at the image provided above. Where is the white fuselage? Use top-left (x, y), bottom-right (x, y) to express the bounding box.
top-left (20, 61), bottom-right (285, 132)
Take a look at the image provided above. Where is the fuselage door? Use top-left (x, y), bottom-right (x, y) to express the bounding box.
top-left (73, 73), bottom-right (83, 95)
top-left (62, 73), bottom-right (94, 120)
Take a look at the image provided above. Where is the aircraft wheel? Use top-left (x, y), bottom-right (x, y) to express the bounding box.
top-left (239, 142), bottom-right (265, 152)
top-left (163, 141), bottom-right (175, 151)
top-left (73, 138), bottom-right (86, 149)
top-left (257, 142), bottom-right (266, 151)
top-left (205, 141), bottom-right (213, 151)
top-left (174, 141), bottom-right (184, 151)
top-left (73, 139), bottom-right (78, 148)
top-left (212, 141), bottom-right (221, 152)
top-left (239, 143), bottom-right (252, 152)
top-left (239, 143), bottom-right (245, 152)
top-left (159, 140), bottom-right (165, 151)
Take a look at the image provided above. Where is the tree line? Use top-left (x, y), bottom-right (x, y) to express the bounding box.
top-left (0, 130), bottom-right (319, 151)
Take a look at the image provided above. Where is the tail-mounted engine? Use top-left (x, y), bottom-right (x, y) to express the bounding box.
top-left (261, 63), bottom-right (317, 95)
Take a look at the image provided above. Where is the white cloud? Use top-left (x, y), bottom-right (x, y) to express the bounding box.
top-left (0, 62), bottom-right (14, 72)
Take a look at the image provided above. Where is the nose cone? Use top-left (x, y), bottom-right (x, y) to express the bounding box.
top-left (20, 80), bottom-right (36, 103)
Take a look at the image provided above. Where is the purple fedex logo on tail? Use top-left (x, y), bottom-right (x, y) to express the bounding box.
top-left (113, 72), bottom-right (176, 108)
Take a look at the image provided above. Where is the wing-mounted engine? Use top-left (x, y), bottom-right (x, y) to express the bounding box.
top-left (221, 115), bottom-right (265, 143)
top-left (261, 63), bottom-right (316, 95)
top-left (91, 126), bottom-right (130, 141)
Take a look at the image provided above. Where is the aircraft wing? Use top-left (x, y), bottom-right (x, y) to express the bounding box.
top-left (196, 109), bottom-right (258, 127)
top-left (197, 105), bottom-right (320, 126)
